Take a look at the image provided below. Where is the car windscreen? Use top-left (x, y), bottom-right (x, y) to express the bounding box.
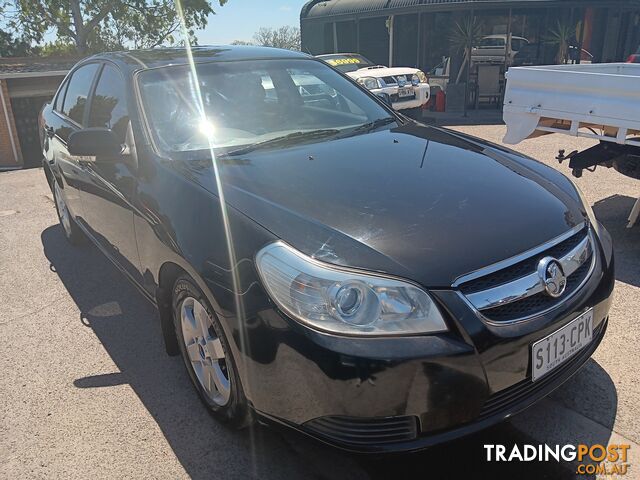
top-left (321, 55), bottom-right (374, 73)
top-left (138, 58), bottom-right (392, 154)
top-left (478, 37), bottom-right (505, 48)
top-left (510, 38), bottom-right (528, 51)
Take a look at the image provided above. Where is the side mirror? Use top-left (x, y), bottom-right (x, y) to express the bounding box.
top-left (68, 128), bottom-right (122, 158)
top-left (375, 92), bottom-right (393, 107)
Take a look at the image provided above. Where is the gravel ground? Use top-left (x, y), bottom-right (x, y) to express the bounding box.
top-left (0, 124), bottom-right (638, 479)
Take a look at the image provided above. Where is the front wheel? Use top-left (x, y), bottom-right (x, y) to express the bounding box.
top-left (53, 180), bottom-right (86, 245)
top-left (172, 276), bottom-right (252, 428)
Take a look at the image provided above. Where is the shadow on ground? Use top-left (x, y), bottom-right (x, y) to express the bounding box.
top-left (593, 194), bottom-right (640, 288)
top-left (42, 222), bottom-right (619, 479)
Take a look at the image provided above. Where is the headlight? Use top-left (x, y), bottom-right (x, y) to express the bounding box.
top-left (572, 181), bottom-right (598, 229)
top-left (256, 242), bottom-right (448, 336)
top-left (357, 77), bottom-right (381, 90)
top-left (411, 74), bottom-right (420, 86)
top-left (415, 70), bottom-right (428, 83)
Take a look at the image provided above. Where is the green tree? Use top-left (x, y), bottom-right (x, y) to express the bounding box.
top-left (253, 26), bottom-right (300, 51)
top-left (34, 39), bottom-right (78, 57)
top-left (8, 0), bottom-right (228, 54)
top-left (0, 30), bottom-right (33, 56)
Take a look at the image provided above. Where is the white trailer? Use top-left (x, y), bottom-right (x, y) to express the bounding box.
top-left (502, 63), bottom-right (640, 227)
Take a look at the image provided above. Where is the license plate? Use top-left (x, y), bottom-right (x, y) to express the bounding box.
top-left (531, 309), bottom-right (593, 382)
top-left (398, 87), bottom-right (414, 98)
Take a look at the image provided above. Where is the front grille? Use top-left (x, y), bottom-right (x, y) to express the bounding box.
top-left (479, 319), bottom-right (606, 421)
top-left (457, 224), bottom-right (595, 322)
top-left (303, 415), bottom-right (419, 446)
top-left (481, 256), bottom-right (592, 322)
top-left (460, 228), bottom-right (587, 294)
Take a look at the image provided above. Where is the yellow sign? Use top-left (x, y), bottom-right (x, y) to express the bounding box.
top-left (326, 58), bottom-right (361, 66)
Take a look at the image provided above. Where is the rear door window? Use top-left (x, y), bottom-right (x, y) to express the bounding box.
top-left (61, 63), bottom-right (99, 125)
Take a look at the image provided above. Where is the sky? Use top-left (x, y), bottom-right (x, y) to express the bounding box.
top-left (6, 0), bottom-right (309, 48)
top-left (197, 0), bottom-right (308, 45)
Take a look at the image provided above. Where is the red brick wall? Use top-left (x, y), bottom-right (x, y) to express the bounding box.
top-left (0, 79), bottom-right (23, 168)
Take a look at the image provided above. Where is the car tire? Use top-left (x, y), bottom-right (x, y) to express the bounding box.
top-left (172, 276), bottom-right (252, 429)
top-left (53, 179), bottom-right (86, 246)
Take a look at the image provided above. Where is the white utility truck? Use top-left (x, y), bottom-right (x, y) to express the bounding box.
top-left (502, 63), bottom-right (640, 227)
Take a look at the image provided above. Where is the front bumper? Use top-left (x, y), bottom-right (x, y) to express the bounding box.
top-left (371, 84), bottom-right (430, 110)
top-left (242, 227), bottom-right (614, 453)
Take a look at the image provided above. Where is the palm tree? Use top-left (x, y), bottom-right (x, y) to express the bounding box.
top-left (449, 17), bottom-right (483, 84)
top-left (544, 20), bottom-right (577, 64)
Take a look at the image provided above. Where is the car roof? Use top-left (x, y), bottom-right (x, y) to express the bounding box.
top-left (83, 45), bottom-right (312, 74)
top-left (317, 53), bottom-right (370, 59)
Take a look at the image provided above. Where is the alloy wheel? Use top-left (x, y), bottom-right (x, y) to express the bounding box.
top-left (180, 296), bottom-right (231, 406)
top-left (54, 182), bottom-right (72, 236)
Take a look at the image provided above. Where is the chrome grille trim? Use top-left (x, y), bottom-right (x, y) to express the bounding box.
top-left (455, 251), bottom-right (596, 325)
top-left (451, 222), bottom-right (586, 288)
top-left (466, 231), bottom-right (593, 311)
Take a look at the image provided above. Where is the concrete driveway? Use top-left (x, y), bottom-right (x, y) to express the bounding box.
top-left (1, 124), bottom-right (638, 479)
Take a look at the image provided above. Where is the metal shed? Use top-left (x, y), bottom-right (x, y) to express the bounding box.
top-left (301, 0), bottom-right (640, 110)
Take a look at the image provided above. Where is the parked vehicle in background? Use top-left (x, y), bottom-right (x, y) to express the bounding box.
top-left (513, 44), bottom-right (593, 67)
top-left (472, 35), bottom-right (529, 64)
top-left (426, 57), bottom-right (450, 92)
top-left (627, 46), bottom-right (640, 63)
top-left (40, 46), bottom-right (614, 454)
top-left (503, 62), bottom-right (640, 227)
top-left (317, 53), bottom-right (430, 112)
top-left (512, 43), bottom-right (541, 67)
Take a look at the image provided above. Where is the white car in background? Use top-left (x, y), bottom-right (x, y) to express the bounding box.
top-left (317, 53), bottom-right (430, 111)
top-left (471, 35), bottom-right (529, 64)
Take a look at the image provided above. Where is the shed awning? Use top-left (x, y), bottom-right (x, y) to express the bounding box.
top-left (0, 56), bottom-right (80, 80)
top-left (303, 0), bottom-right (390, 18)
top-left (301, 0), bottom-right (609, 19)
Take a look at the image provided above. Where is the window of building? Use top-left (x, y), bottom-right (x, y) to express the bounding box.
top-left (359, 17), bottom-right (389, 66)
top-left (301, 21), bottom-right (325, 55)
top-left (420, 12), bottom-right (453, 74)
top-left (324, 23), bottom-right (335, 54)
top-left (393, 14), bottom-right (419, 67)
top-left (336, 20), bottom-right (357, 53)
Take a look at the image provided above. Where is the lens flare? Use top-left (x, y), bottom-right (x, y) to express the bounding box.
top-left (174, 0), bottom-right (256, 467)
top-left (198, 119), bottom-right (216, 138)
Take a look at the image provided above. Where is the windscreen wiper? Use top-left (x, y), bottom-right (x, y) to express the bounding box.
top-left (338, 117), bottom-right (397, 139)
top-left (221, 129), bottom-right (340, 157)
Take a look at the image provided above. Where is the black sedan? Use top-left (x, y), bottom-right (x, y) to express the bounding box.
top-left (40, 46), bottom-right (614, 453)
